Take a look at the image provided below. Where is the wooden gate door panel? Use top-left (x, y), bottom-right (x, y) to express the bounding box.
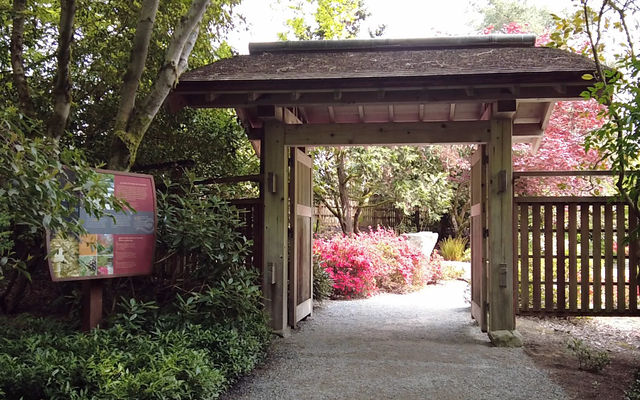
top-left (289, 148), bottom-right (313, 326)
top-left (470, 145), bottom-right (488, 332)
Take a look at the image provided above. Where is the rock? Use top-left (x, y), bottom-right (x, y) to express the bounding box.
top-left (403, 231), bottom-right (438, 258)
top-left (489, 330), bottom-right (524, 347)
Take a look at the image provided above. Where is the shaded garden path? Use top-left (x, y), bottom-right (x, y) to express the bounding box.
top-left (222, 281), bottom-right (567, 400)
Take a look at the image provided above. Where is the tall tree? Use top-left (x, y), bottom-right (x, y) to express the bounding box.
top-left (474, 0), bottom-right (555, 34)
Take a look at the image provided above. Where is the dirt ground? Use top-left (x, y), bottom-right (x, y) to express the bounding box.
top-left (517, 315), bottom-right (640, 400)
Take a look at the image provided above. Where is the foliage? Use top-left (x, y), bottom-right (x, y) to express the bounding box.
top-left (567, 337), bottom-right (611, 373)
top-left (312, 256), bottom-right (334, 302)
top-left (0, 267), bottom-right (270, 400)
top-left (156, 175), bottom-right (252, 283)
top-left (0, 112), bottom-right (124, 288)
top-left (548, 1), bottom-right (640, 234)
top-left (313, 146), bottom-right (453, 234)
top-left (314, 227), bottom-right (442, 298)
top-left (440, 262), bottom-right (466, 281)
top-left (278, 0), bottom-right (371, 40)
top-left (438, 236), bottom-right (468, 261)
top-left (475, 0), bottom-right (554, 35)
top-left (625, 370), bottom-right (640, 400)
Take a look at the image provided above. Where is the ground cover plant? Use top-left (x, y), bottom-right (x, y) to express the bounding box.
top-left (0, 267), bottom-right (270, 400)
top-left (314, 227), bottom-right (442, 298)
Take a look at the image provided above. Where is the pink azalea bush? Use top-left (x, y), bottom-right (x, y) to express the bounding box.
top-left (314, 227), bottom-right (442, 298)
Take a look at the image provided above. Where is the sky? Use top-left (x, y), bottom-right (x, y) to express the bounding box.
top-left (226, 0), bottom-right (577, 54)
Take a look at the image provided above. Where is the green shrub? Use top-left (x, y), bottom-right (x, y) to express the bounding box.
top-left (438, 236), bottom-right (468, 261)
top-left (0, 268), bottom-right (271, 400)
top-left (625, 370), bottom-right (640, 400)
top-left (313, 256), bottom-right (334, 302)
top-left (567, 338), bottom-right (611, 373)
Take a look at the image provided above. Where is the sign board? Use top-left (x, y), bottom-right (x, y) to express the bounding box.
top-left (48, 170), bottom-right (157, 281)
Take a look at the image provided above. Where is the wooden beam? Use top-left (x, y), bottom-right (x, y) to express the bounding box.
top-left (419, 104), bottom-right (425, 121)
top-left (256, 106), bottom-right (302, 124)
top-left (540, 102), bottom-right (554, 131)
top-left (262, 121), bottom-right (289, 334)
top-left (512, 123), bottom-right (543, 138)
top-left (449, 103), bottom-right (456, 121)
top-left (488, 117), bottom-right (515, 333)
top-left (493, 100), bottom-right (517, 119)
top-left (283, 121), bottom-right (491, 146)
top-left (388, 104), bottom-right (395, 122)
top-left (185, 85), bottom-right (588, 108)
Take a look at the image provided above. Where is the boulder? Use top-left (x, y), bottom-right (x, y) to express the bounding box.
top-left (403, 231), bottom-right (438, 258)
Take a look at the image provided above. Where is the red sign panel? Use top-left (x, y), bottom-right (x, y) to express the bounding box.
top-left (48, 170), bottom-right (157, 281)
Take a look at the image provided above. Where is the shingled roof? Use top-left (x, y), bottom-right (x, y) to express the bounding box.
top-left (170, 35), bottom-right (598, 148)
top-left (176, 35), bottom-right (596, 93)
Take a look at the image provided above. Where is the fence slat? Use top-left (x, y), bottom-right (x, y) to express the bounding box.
top-left (593, 204), bottom-right (602, 312)
top-left (581, 204), bottom-right (590, 312)
top-left (544, 204), bottom-right (554, 310)
top-left (520, 204), bottom-right (529, 311)
top-left (617, 203), bottom-right (626, 311)
top-left (568, 204), bottom-right (578, 311)
top-left (532, 204), bottom-right (542, 311)
top-left (604, 204), bottom-right (614, 312)
top-left (631, 214), bottom-right (639, 311)
top-left (557, 205), bottom-right (566, 311)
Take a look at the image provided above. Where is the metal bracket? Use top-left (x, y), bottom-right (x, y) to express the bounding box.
top-left (268, 262), bottom-right (276, 284)
top-left (267, 172), bottom-right (277, 193)
top-left (497, 170), bottom-right (507, 193)
top-left (499, 263), bottom-right (507, 288)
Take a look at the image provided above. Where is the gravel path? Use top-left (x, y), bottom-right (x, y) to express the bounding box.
top-left (222, 281), bottom-right (568, 400)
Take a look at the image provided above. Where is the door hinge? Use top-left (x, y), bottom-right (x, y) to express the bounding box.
top-left (483, 228), bottom-right (489, 238)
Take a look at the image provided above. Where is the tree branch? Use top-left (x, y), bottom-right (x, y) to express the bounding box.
top-left (46, 0), bottom-right (76, 139)
top-left (10, 0), bottom-right (35, 119)
top-left (113, 0), bottom-right (160, 133)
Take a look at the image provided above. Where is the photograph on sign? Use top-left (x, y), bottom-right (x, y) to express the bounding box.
top-left (48, 170), bottom-right (156, 281)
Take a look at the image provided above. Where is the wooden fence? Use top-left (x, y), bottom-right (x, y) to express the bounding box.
top-left (514, 196), bottom-right (640, 316)
top-left (315, 203), bottom-right (406, 231)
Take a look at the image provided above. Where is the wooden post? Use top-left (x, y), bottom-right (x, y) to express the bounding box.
top-left (487, 117), bottom-right (516, 334)
top-left (81, 280), bottom-right (103, 331)
top-left (262, 120), bottom-right (289, 334)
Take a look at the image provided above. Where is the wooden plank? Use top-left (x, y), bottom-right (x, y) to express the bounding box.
top-left (262, 121), bottom-right (289, 333)
top-left (568, 204), bottom-right (578, 312)
top-left (520, 204), bottom-right (529, 311)
top-left (604, 204), bottom-right (614, 312)
top-left (593, 204), bottom-right (602, 311)
top-left (487, 118), bottom-right (514, 331)
top-left (515, 196), bottom-right (617, 203)
top-left (532, 204), bottom-right (542, 311)
top-left (617, 203), bottom-right (626, 311)
top-left (283, 121), bottom-right (492, 146)
top-left (630, 214), bottom-right (639, 311)
top-left (557, 204), bottom-right (566, 311)
top-left (514, 171), bottom-right (618, 177)
top-left (544, 204), bottom-right (554, 311)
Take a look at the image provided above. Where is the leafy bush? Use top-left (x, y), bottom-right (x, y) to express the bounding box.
top-left (0, 267), bottom-right (271, 400)
top-left (314, 227), bottom-right (441, 298)
top-left (625, 370), bottom-right (640, 400)
top-left (438, 236), bottom-right (468, 261)
top-left (567, 338), bottom-right (611, 373)
top-left (313, 257), bottom-right (334, 302)
top-left (156, 176), bottom-right (251, 283)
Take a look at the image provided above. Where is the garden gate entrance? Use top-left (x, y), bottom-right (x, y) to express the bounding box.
top-left (171, 35), bottom-right (599, 344)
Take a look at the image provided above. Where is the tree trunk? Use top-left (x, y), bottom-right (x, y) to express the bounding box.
top-left (47, 0), bottom-right (76, 139)
top-left (336, 149), bottom-right (353, 234)
top-left (10, 0), bottom-right (35, 119)
top-left (353, 206), bottom-right (362, 233)
top-left (108, 0), bottom-right (210, 170)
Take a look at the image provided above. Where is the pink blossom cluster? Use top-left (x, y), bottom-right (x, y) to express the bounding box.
top-left (314, 227), bottom-right (443, 298)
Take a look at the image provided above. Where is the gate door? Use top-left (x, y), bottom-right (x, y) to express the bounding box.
top-left (289, 148), bottom-right (313, 326)
top-left (470, 145), bottom-right (488, 332)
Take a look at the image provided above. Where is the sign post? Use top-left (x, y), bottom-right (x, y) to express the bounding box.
top-left (47, 170), bottom-right (156, 330)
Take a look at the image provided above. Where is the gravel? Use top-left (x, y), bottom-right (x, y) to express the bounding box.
top-left (222, 281), bottom-right (568, 400)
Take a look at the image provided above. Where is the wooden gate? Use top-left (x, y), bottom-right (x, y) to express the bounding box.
top-left (289, 148), bottom-right (314, 327)
top-left (470, 145), bottom-right (488, 331)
